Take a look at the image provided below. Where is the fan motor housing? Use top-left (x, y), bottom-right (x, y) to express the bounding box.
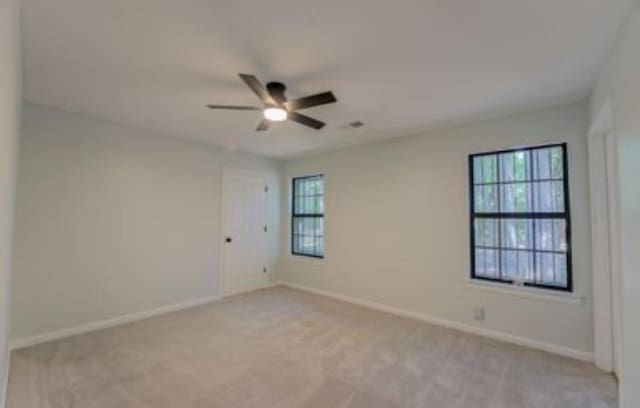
top-left (266, 82), bottom-right (287, 104)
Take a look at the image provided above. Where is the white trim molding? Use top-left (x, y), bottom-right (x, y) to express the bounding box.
top-left (587, 95), bottom-right (620, 374)
top-left (278, 281), bottom-right (594, 362)
top-left (465, 279), bottom-right (584, 305)
top-left (589, 96), bottom-right (614, 137)
top-left (0, 348), bottom-right (9, 408)
top-left (10, 295), bottom-right (221, 350)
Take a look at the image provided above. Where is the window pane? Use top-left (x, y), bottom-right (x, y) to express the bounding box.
top-left (534, 219), bottom-right (568, 252)
top-left (474, 185), bottom-right (498, 212)
top-left (501, 250), bottom-right (517, 280)
top-left (473, 157), bottom-right (483, 184)
top-left (475, 249), bottom-right (499, 278)
top-left (550, 147), bottom-right (564, 179)
top-left (536, 252), bottom-right (556, 284)
top-left (315, 194), bottom-right (323, 214)
top-left (473, 156), bottom-right (498, 184)
top-left (475, 249), bottom-right (485, 276)
top-left (501, 250), bottom-right (534, 282)
top-left (293, 234), bottom-right (300, 253)
top-left (293, 176), bottom-right (324, 215)
top-left (532, 252), bottom-right (567, 287)
top-left (294, 179), bottom-right (304, 196)
top-left (553, 254), bottom-right (568, 287)
top-left (314, 218), bottom-right (324, 256)
top-left (513, 151), bottom-right (530, 181)
top-left (485, 156), bottom-right (498, 183)
top-left (301, 235), bottom-right (313, 253)
top-left (306, 196), bottom-right (316, 213)
top-left (500, 182), bottom-right (532, 212)
top-left (533, 148), bottom-right (551, 180)
top-left (501, 219), bottom-right (533, 250)
top-left (500, 152), bottom-right (514, 182)
top-left (532, 146), bottom-right (564, 181)
top-left (551, 180), bottom-right (565, 212)
top-left (315, 220), bottom-right (325, 256)
top-left (485, 249), bottom-right (499, 277)
top-left (533, 181), bottom-right (565, 212)
top-left (499, 151), bottom-right (529, 182)
top-left (303, 180), bottom-right (312, 195)
top-left (474, 219), bottom-right (498, 247)
top-left (317, 217), bottom-right (325, 237)
top-left (518, 251), bottom-right (534, 282)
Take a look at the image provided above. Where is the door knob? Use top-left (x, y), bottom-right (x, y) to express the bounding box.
top-left (225, 237), bottom-right (232, 243)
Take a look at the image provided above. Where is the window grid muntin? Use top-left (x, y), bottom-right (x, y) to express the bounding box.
top-left (292, 175), bottom-right (324, 258)
top-left (469, 144), bottom-right (572, 291)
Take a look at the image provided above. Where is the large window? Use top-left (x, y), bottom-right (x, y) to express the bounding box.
top-left (292, 175), bottom-right (324, 258)
top-left (469, 144), bottom-right (572, 291)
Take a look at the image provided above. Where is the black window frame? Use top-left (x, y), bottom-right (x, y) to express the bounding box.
top-left (291, 174), bottom-right (325, 259)
top-left (469, 143), bottom-right (573, 292)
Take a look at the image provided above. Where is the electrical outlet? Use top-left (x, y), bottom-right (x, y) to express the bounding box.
top-left (474, 307), bottom-right (485, 321)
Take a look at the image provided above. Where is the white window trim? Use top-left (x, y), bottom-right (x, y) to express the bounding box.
top-left (465, 278), bottom-right (584, 305)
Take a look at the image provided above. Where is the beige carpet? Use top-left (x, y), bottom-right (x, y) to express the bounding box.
top-left (7, 286), bottom-right (616, 407)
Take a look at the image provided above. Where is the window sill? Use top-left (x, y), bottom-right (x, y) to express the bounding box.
top-left (288, 254), bottom-right (325, 264)
top-left (465, 279), bottom-right (584, 305)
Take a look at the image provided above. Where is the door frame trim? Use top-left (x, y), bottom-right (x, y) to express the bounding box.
top-left (220, 167), bottom-right (270, 297)
top-left (588, 96), bottom-right (621, 374)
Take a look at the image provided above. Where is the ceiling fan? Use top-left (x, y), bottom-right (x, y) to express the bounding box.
top-left (207, 73), bottom-right (337, 131)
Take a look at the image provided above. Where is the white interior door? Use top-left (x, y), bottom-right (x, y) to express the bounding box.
top-left (221, 169), bottom-right (268, 296)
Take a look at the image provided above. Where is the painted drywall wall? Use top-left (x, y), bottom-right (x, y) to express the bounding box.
top-left (591, 2), bottom-right (640, 405)
top-left (279, 102), bottom-right (594, 354)
top-left (10, 104), bottom-right (281, 341)
top-left (0, 0), bottom-right (21, 404)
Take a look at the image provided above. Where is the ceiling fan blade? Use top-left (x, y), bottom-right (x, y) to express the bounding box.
top-left (256, 119), bottom-right (271, 131)
top-left (288, 112), bottom-right (325, 130)
top-left (238, 73), bottom-right (274, 104)
top-left (206, 104), bottom-right (261, 110)
top-left (286, 92), bottom-right (337, 111)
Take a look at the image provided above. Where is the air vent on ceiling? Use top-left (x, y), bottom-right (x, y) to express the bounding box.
top-left (339, 121), bottom-right (365, 130)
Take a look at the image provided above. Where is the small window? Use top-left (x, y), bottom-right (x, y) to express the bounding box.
top-left (292, 175), bottom-right (324, 258)
top-left (469, 144), bottom-right (572, 291)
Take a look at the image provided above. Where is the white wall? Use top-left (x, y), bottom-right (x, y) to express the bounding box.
top-left (591, 2), bottom-right (640, 405)
top-left (279, 102), bottom-right (594, 355)
top-left (0, 0), bottom-right (21, 404)
top-left (10, 104), bottom-right (281, 341)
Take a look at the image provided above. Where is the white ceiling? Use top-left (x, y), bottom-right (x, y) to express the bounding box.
top-left (22, 0), bottom-right (632, 159)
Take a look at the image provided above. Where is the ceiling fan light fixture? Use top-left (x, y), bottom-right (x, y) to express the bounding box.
top-left (207, 74), bottom-right (336, 130)
top-left (263, 107), bottom-right (288, 122)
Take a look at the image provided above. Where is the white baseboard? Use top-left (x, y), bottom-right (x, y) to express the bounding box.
top-left (9, 282), bottom-right (594, 364)
top-left (277, 281), bottom-right (594, 363)
top-left (10, 294), bottom-right (221, 351)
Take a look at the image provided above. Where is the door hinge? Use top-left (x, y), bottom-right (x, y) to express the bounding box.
top-left (263, 266), bottom-right (267, 273)
top-left (263, 225), bottom-right (268, 233)
top-left (265, 186), bottom-right (269, 193)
